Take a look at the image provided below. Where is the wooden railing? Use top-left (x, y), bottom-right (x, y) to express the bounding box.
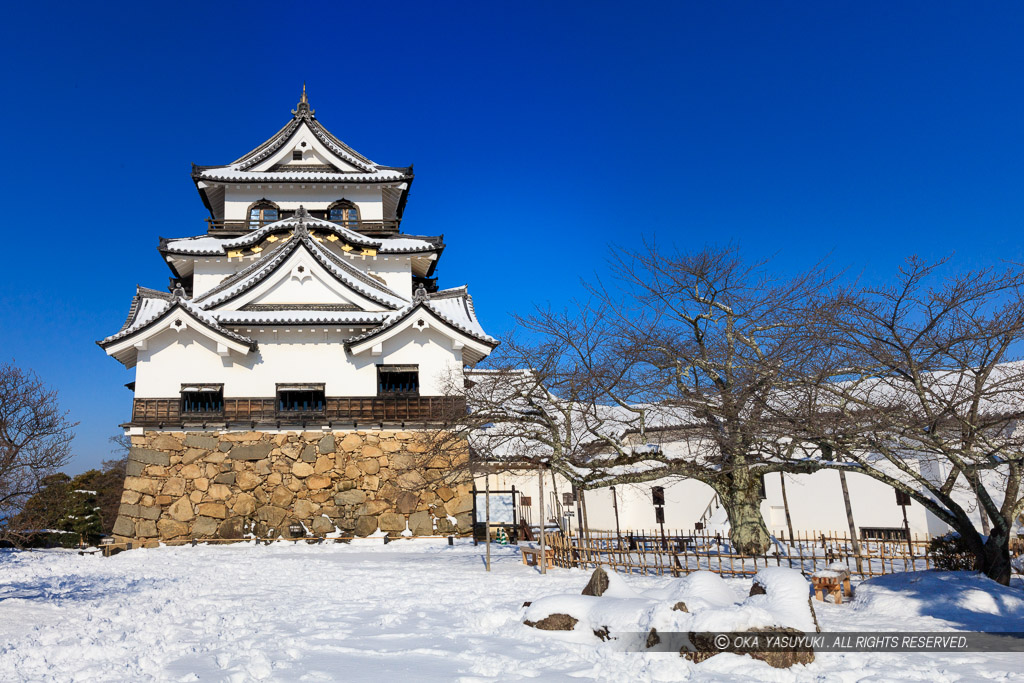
top-left (205, 218), bottom-right (402, 235)
top-left (129, 396), bottom-right (466, 426)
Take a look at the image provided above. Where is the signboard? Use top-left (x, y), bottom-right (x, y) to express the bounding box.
top-left (474, 493), bottom-right (515, 524)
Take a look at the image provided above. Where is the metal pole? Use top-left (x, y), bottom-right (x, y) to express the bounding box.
top-left (538, 465), bottom-right (547, 574)
top-left (485, 473), bottom-right (491, 572)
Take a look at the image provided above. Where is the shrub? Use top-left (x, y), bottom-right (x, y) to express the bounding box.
top-left (928, 533), bottom-right (977, 571)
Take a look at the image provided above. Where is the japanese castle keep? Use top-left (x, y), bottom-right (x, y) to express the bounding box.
top-left (100, 88), bottom-right (495, 544)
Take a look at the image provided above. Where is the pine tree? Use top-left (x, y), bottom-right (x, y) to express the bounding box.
top-left (58, 489), bottom-right (103, 547)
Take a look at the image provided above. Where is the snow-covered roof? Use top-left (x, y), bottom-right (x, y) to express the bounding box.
top-left (215, 310), bottom-right (390, 326)
top-left (192, 223), bottom-right (408, 311)
top-left (160, 214), bottom-right (443, 257)
top-left (192, 89), bottom-right (412, 186)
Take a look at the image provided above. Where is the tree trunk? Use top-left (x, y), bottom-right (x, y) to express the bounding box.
top-left (838, 470), bottom-right (864, 574)
top-left (722, 485), bottom-right (771, 555)
top-left (982, 526), bottom-right (1011, 586)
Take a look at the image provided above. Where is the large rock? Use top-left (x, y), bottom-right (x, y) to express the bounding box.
top-left (357, 500), bottom-right (389, 516)
top-left (162, 477), bottom-right (185, 497)
top-left (129, 447), bottom-right (171, 466)
top-left (397, 471), bottom-right (426, 489)
top-left (523, 614), bottom-right (578, 631)
top-left (340, 433), bottom-right (363, 452)
top-left (357, 458), bottom-right (380, 474)
top-left (181, 448), bottom-right (206, 465)
top-left (362, 445), bottom-right (383, 459)
top-left (137, 505), bottom-right (161, 521)
top-left (318, 434), bottom-right (336, 454)
top-left (125, 460), bottom-right (145, 477)
top-left (307, 474), bottom-right (332, 490)
top-left (136, 520), bottom-right (158, 538)
top-left (168, 496), bottom-right (194, 522)
top-left (217, 517), bottom-right (244, 539)
top-left (301, 444), bottom-right (317, 462)
top-left (113, 516), bottom-right (135, 537)
top-left (157, 519), bottom-right (189, 539)
top-left (192, 516), bottom-right (219, 537)
top-left (334, 489), bottom-right (367, 506)
top-left (184, 434), bottom-right (218, 449)
top-left (396, 491), bottom-right (419, 514)
top-left (270, 486), bottom-right (294, 508)
top-left (409, 510), bottom-right (433, 535)
top-left (230, 443), bottom-right (273, 461)
top-left (444, 494), bottom-right (473, 516)
top-left (291, 461), bottom-right (315, 478)
top-left (354, 515), bottom-right (378, 537)
top-left (180, 464), bottom-right (203, 479)
top-left (123, 476), bottom-right (161, 496)
top-left (683, 627), bottom-right (815, 668)
top-left (149, 434), bottom-right (183, 451)
top-left (581, 567), bottom-right (610, 596)
top-left (378, 512), bottom-right (406, 532)
top-left (197, 502), bottom-right (227, 519)
top-left (236, 471), bottom-right (261, 491)
top-left (311, 516), bottom-right (335, 535)
top-left (232, 493), bottom-right (257, 516)
top-left (206, 484), bottom-right (232, 500)
top-left (257, 505), bottom-right (289, 529)
top-left (293, 499), bottom-right (317, 519)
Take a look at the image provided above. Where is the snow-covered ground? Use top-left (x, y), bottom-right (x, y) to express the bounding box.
top-left (1, 541), bottom-right (1022, 682)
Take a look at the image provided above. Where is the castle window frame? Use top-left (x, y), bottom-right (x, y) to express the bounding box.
top-left (247, 199), bottom-right (280, 230)
top-left (377, 365), bottom-right (419, 397)
top-left (276, 383), bottom-right (326, 416)
top-left (328, 199), bottom-right (360, 227)
top-left (180, 383), bottom-right (225, 415)
top-left (292, 149), bottom-right (303, 161)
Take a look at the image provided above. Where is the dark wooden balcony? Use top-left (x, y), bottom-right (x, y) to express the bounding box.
top-left (129, 396), bottom-right (466, 427)
top-left (205, 217), bottom-right (401, 236)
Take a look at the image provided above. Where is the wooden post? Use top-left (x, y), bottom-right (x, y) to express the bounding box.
top-left (485, 472), bottom-right (491, 572)
top-left (779, 472), bottom-right (796, 540)
top-left (538, 465), bottom-right (547, 574)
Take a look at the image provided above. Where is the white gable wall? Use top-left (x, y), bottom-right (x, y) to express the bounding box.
top-left (133, 324), bottom-right (465, 399)
top-left (223, 186), bottom-right (386, 222)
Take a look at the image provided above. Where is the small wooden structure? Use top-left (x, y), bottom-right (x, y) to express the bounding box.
top-left (811, 569), bottom-right (853, 603)
top-left (520, 545), bottom-right (552, 567)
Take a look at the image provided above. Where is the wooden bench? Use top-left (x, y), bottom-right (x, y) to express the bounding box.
top-left (811, 570), bottom-right (853, 604)
top-left (520, 546), bottom-right (551, 567)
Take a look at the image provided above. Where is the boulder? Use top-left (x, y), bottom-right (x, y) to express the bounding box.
top-left (682, 627), bottom-right (815, 668)
top-left (360, 475), bottom-right (380, 491)
top-left (357, 458), bottom-right (380, 474)
top-left (130, 447), bottom-right (172, 466)
top-left (293, 499), bottom-right (318, 519)
top-left (157, 519), bottom-right (189, 539)
top-left (165, 497), bottom-right (193, 523)
top-left (136, 520), bottom-right (158, 538)
top-left (444, 494), bottom-right (473, 516)
top-left (217, 517), bottom-right (244, 539)
top-left (378, 512), bottom-right (406, 532)
top-left (291, 462), bottom-right (315, 478)
top-left (301, 444), bottom-right (317, 462)
top-left (311, 516), bottom-right (335, 535)
top-left (180, 464), bottom-right (203, 479)
top-left (213, 472), bottom-right (236, 485)
top-left (435, 516), bottom-right (456, 534)
top-left (125, 460), bottom-right (145, 477)
top-left (230, 443), bottom-right (273, 461)
top-left (390, 454), bottom-right (414, 470)
top-left (113, 516), bottom-right (135, 537)
top-left (523, 614), bottom-right (578, 631)
top-left (314, 456), bottom-right (334, 474)
top-left (357, 500), bottom-right (390, 516)
top-left (232, 493), bottom-right (257, 516)
top-left (409, 510), bottom-right (434, 535)
top-left (137, 505), bottom-right (161, 521)
top-left (397, 471), bottom-right (426, 490)
top-left (581, 567), bottom-right (610, 597)
top-left (184, 434), bottom-right (218, 449)
top-left (362, 445), bottom-right (384, 459)
top-left (236, 470), bottom-right (261, 491)
top-left (192, 516), bottom-right (219, 537)
top-left (162, 477), bottom-right (186, 497)
top-left (206, 484), bottom-right (232, 500)
top-left (123, 476), bottom-right (161, 496)
top-left (318, 434), bottom-right (336, 454)
top-left (354, 515), bottom-right (378, 537)
top-left (257, 505), bottom-right (289, 529)
top-left (307, 474), bottom-right (332, 490)
top-left (270, 486), bottom-right (294, 508)
top-left (334, 489), bottom-right (367, 506)
top-left (396, 491), bottom-right (419, 514)
top-left (149, 434), bottom-right (183, 451)
top-left (340, 434), bottom-right (362, 452)
top-left (197, 502), bottom-right (227, 519)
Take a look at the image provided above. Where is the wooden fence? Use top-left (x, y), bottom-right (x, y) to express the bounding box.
top-left (545, 529), bottom-right (1023, 579)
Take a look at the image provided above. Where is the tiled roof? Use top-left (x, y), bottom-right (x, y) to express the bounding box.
top-left (98, 294), bottom-right (256, 351)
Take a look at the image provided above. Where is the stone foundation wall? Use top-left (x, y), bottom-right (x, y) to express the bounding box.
top-left (113, 430), bottom-right (473, 546)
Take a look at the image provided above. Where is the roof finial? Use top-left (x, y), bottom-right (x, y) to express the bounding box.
top-left (293, 83), bottom-right (314, 117)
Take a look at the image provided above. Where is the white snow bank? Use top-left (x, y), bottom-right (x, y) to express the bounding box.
top-left (746, 567), bottom-right (817, 632)
top-left (854, 570), bottom-right (1024, 632)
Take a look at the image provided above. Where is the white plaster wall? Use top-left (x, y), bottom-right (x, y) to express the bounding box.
top-left (133, 324), bottom-right (466, 398)
top-left (365, 257), bottom-right (413, 300)
top-left (472, 468), bottom-right (950, 538)
top-left (223, 186), bottom-right (385, 222)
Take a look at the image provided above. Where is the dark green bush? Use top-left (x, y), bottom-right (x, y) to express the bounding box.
top-left (928, 533), bottom-right (977, 571)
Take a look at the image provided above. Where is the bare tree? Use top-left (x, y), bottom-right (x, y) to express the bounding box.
top-left (799, 258), bottom-right (1024, 584)
top-left (0, 362), bottom-right (77, 544)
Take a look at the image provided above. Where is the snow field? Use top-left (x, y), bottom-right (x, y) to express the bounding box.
top-left (0, 541), bottom-right (1022, 682)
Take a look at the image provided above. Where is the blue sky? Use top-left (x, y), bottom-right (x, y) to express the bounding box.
top-left (2, 2), bottom-right (1023, 472)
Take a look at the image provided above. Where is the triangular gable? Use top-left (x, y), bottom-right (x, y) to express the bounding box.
top-left (347, 303), bottom-right (498, 365)
top-left (246, 120), bottom-right (367, 174)
top-left (194, 226), bottom-right (407, 312)
top-left (212, 244), bottom-right (388, 312)
top-left (98, 299), bottom-right (255, 369)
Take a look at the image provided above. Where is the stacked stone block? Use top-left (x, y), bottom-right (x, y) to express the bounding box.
top-left (112, 430), bottom-right (473, 546)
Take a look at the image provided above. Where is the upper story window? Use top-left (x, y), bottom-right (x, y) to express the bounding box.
top-left (180, 384), bottom-right (224, 414)
top-left (292, 150), bottom-right (303, 161)
top-left (378, 365), bottom-right (419, 396)
top-left (328, 200), bottom-right (359, 227)
top-left (247, 200), bottom-right (279, 230)
top-left (277, 383), bottom-right (326, 415)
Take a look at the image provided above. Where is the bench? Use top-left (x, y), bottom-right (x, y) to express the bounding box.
top-left (520, 546), bottom-right (552, 567)
top-left (811, 570), bottom-right (853, 604)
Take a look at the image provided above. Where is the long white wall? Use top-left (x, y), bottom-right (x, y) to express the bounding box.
top-left (223, 186), bottom-right (386, 222)
top-left (133, 324), bottom-right (465, 398)
top-left (473, 468), bottom-right (951, 538)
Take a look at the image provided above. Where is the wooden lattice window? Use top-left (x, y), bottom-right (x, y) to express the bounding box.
top-left (328, 200), bottom-right (359, 227)
top-left (247, 199), bottom-right (279, 230)
top-left (377, 365), bottom-right (419, 396)
top-left (180, 384), bottom-right (224, 414)
top-left (276, 383), bottom-right (326, 415)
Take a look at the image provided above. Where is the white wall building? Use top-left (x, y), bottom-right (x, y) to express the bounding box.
top-left (100, 87), bottom-right (497, 429)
